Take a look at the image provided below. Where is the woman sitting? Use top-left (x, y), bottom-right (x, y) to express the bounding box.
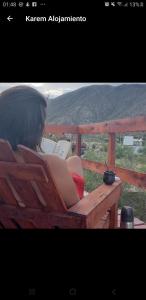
top-left (0, 85), bottom-right (85, 208)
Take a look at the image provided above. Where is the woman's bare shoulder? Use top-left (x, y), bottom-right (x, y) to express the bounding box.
top-left (40, 153), bottom-right (65, 167)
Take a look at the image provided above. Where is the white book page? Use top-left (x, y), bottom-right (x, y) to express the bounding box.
top-left (53, 140), bottom-right (71, 159)
top-left (41, 138), bottom-right (56, 154)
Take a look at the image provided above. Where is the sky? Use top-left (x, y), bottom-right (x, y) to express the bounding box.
top-left (0, 82), bottom-right (145, 98)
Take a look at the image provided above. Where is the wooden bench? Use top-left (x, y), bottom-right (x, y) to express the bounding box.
top-left (0, 139), bottom-right (122, 229)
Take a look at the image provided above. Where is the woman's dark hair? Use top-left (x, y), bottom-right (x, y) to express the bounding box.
top-left (0, 85), bottom-right (47, 151)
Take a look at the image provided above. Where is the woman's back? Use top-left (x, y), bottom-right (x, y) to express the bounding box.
top-left (0, 85), bottom-right (82, 208)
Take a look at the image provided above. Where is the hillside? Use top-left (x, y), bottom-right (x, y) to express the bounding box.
top-left (46, 84), bottom-right (146, 124)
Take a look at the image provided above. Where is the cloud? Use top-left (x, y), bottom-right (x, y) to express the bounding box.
top-left (23, 83), bottom-right (45, 88)
top-left (0, 83), bottom-right (146, 98)
top-left (46, 89), bottom-right (64, 98)
top-left (46, 88), bottom-right (73, 98)
top-left (0, 83), bottom-right (73, 98)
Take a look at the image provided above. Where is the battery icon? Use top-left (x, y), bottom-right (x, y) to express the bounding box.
top-left (32, 2), bottom-right (37, 6)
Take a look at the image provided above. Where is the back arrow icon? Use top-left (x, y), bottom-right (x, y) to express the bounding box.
top-left (7, 16), bottom-right (13, 21)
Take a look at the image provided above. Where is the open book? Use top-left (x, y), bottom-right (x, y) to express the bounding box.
top-left (41, 137), bottom-right (72, 159)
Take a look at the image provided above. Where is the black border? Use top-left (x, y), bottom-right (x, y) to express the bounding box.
top-left (0, 1), bottom-right (146, 82)
top-left (1, 2), bottom-right (146, 298)
top-left (0, 229), bottom-right (146, 298)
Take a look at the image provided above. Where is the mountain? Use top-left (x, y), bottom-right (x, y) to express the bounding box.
top-left (46, 84), bottom-right (146, 124)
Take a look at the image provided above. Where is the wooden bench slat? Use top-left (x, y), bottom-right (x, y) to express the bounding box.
top-left (0, 162), bottom-right (48, 183)
top-left (0, 139), bottom-right (16, 162)
top-left (0, 218), bottom-right (17, 228)
top-left (11, 218), bottom-right (37, 229)
top-left (0, 141), bottom-right (67, 212)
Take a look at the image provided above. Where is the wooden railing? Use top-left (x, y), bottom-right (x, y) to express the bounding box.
top-left (44, 116), bottom-right (146, 189)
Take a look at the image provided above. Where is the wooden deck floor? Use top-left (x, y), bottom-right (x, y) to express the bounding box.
top-left (118, 209), bottom-right (146, 229)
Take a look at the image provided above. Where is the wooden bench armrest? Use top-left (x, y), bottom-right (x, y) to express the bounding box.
top-left (68, 181), bottom-right (122, 228)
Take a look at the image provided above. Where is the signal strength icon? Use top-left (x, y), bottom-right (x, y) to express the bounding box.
top-left (117, 2), bottom-right (122, 6)
top-left (135, 2), bottom-right (139, 7)
top-left (32, 2), bottom-right (37, 7)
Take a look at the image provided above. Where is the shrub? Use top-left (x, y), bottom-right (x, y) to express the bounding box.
top-left (84, 170), bottom-right (103, 192)
top-left (102, 144), bottom-right (108, 152)
top-left (139, 146), bottom-right (146, 155)
top-left (84, 150), bottom-right (98, 161)
top-left (116, 144), bottom-right (134, 159)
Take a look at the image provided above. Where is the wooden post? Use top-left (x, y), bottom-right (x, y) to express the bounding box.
top-left (108, 133), bottom-right (116, 167)
top-left (76, 134), bottom-right (81, 156)
top-left (109, 203), bottom-right (118, 228)
top-left (108, 134), bottom-right (116, 228)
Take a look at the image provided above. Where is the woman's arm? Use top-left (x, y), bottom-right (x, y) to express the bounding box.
top-left (42, 154), bottom-right (80, 208)
top-left (66, 156), bottom-right (84, 177)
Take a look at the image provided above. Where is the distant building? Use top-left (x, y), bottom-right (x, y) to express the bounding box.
top-left (123, 136), bottom-right (134, 146)
top-left (133, 138), bottom-right (143, 146)
top-left (123, 136), bottom-right (143, 153)
top-left (64, 134), bottom-right (73, 140)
